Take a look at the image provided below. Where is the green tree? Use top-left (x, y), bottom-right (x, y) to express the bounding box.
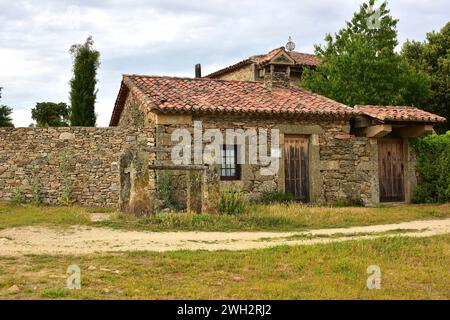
top-left (0, 88), bottom-right (14, 127)
top-left (301, 0), bottom-right (430, 107)
top-left (31, 102), bottom-right (70, 127)
top-left (69, 36), bottom-right (99, 126)
top-left (402, 22), bottom-right (450, 133)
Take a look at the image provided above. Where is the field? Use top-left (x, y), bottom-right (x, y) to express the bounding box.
top-left (0, 235), bottom-right (448, 299)
top-left (1, 202), bottom-right (449, 232)
top-left (0, 202), bottom-right (449, 300)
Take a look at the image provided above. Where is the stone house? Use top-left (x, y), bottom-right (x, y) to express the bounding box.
top-left (0, 46), bottom-right (446, 212)
top-left (204, 47), bottom-right (321, 86)
top-left (109, 45), bottom-right (446, 210)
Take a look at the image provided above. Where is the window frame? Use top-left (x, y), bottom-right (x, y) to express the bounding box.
top-left (220, 144), bottom-right (241, 181)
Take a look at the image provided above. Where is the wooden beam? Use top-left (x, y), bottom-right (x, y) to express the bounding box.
top-left (353, 115), bottom-right (373, 128)
top-left (395, 125), bottom-right (434, 138)
top-left (365, 124), bottom-right (392, 138)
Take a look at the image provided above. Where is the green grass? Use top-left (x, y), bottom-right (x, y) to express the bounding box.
top-left (0, 235), bottom-right (448, 299)
top-left (0, 202), bottom-right (449, 232)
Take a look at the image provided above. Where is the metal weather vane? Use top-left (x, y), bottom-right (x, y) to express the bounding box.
top-left (286, 36), bottom-right (296, 52)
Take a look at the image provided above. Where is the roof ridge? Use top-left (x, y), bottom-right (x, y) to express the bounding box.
top-left (124, 74), bottom-right (262, 85)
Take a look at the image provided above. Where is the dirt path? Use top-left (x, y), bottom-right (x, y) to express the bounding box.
top-left (0, 218), bottom-right (449, 256)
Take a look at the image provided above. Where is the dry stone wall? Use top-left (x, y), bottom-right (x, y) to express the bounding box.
top-left (0, 127), bottom-right (155, 207)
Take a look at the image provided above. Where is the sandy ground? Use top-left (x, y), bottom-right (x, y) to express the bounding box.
top-left (0, 218), bottom-right (449, 256)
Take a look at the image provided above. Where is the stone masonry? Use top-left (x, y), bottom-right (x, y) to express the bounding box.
top-left (0, 127), bottom-right (155, 207)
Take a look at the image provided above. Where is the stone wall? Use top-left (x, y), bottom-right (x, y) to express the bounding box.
top-left (214, 64), bottom-right (255, 81)
top-left (152, 112), bottom-right (377, 205)
top-left (0, 127), bottom-right (155, 207)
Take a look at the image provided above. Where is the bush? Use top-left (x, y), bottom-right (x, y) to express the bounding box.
top-left (31, 177), bottom-right (44, 206)
top-left (411, 132), bottom-right (450, 203)
top-left (58, 152), bottom-right (75, 206)
top-left (259, 191), bottom-right (294, 204)
top-left (11, 188), bottom-right (25, 204)
top-left (219, 191), bottom-right (248, 215)
top-left (156, 171), bottom-right (182, 211)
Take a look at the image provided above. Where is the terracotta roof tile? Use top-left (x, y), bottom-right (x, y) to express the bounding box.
top-left (110, 75), bottom-right (357, 126)
top-left (288, 51), bottom-right (322, 66)
top-left (205, 47), bottom-right (321, 78)
top-left (355, 105), bottom-right (446, 123)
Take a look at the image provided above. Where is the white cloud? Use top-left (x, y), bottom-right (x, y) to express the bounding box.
top-left (0, 0), bottom-right (448, 127)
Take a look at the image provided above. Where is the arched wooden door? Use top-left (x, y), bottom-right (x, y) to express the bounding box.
top-left (378, 139), bottom-right (405, 202)
top-left (284, 135), bottom-right (309, 202)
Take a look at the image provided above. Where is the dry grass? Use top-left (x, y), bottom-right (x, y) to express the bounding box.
top-left (0, 235), bottom-right (448, 300)
top-left (0, 202), bottom-right (449, 232)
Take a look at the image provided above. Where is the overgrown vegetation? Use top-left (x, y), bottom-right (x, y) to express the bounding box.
top-left (219, 190), bottom-right (248, 215)
top-left (334, 197), bottom-right (365, 207)
top-left (58, 152), bottom-right (75, 206)
top-left (2, 202), bottom-right (448, 232)
top-left (31, 177), bottom-right (44, 206)
top-left (156, 171), bottom-right (182, 211)
top-left (11, 188), bottom-right (25, 205)
top-left (259, 191), bottom-right (294, 205)
top-left (0, 235), bottom-right (448, 299)
top-left (412, 132), bottom-right (450, 203)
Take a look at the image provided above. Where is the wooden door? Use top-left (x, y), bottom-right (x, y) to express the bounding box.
top-left (284, 135), bottom-right (309, 202)
top-left (378, 139), bottom-right (405, 202)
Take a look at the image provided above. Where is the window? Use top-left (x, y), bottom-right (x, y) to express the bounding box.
top-left (220, 145), bottom-right (241, 181)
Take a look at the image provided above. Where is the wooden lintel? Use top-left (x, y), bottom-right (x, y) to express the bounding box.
top-left (395, 125), bottom-right (434, 138)
top-left (365, 124), bottom-right (392, 138)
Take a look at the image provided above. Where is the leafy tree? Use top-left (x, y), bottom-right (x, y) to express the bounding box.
top-left (301, 0), bottom-right (430, 107)
top-left (0, 88), bottom-right (14, 127)
top-left (402, 22), bottom-right (450, 133)
top-left (31, 102), bottom-right (70, 127)
top-left (69, 36), bottom-right (99, 126)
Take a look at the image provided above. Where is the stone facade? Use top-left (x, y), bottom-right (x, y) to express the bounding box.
top-left (151, 113), bottom-right (387, 206)
top-left (213, 64), bottom-right (256, 81)
top-left (0, 127), bottom-right (155, 207)
top-left (211, 63), bottom-right (303, 87)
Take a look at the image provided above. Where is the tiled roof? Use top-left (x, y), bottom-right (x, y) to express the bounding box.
top-left (257, 47), bottom-right (286, 65)
top-left (110, 75), bottom-right (357, 126)
top-left (355, 105), bottom-right (446, 123)
top-left (205, 47), bottom-right (320, 78)
top-left (288, 51), bottom-right (322, 66)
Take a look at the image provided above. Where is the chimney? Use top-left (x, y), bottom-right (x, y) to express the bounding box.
top-left (195, 64), bottom-right (202, 78)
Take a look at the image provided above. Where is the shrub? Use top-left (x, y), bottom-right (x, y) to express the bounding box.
top-left (411, 132), bottom-right (450, 203)
top-left (156, 171), bottom-right (182, 211)
top-left (58, 152), bottom-right (76, 206)
top-left (31, 177), bottom-right (44, 206)
top-left (11, 188), bottom-right (25, 204)
top-left (219, 190), bottom-right (248, 215)
top-left (259, 191), bottom-right (294, 204)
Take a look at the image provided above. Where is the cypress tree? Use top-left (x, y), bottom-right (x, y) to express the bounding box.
top-left (69, 36), bottom-right (100, 126)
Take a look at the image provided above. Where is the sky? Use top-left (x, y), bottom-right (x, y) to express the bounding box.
top-left (0, 0), bottom-right (448, 127)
